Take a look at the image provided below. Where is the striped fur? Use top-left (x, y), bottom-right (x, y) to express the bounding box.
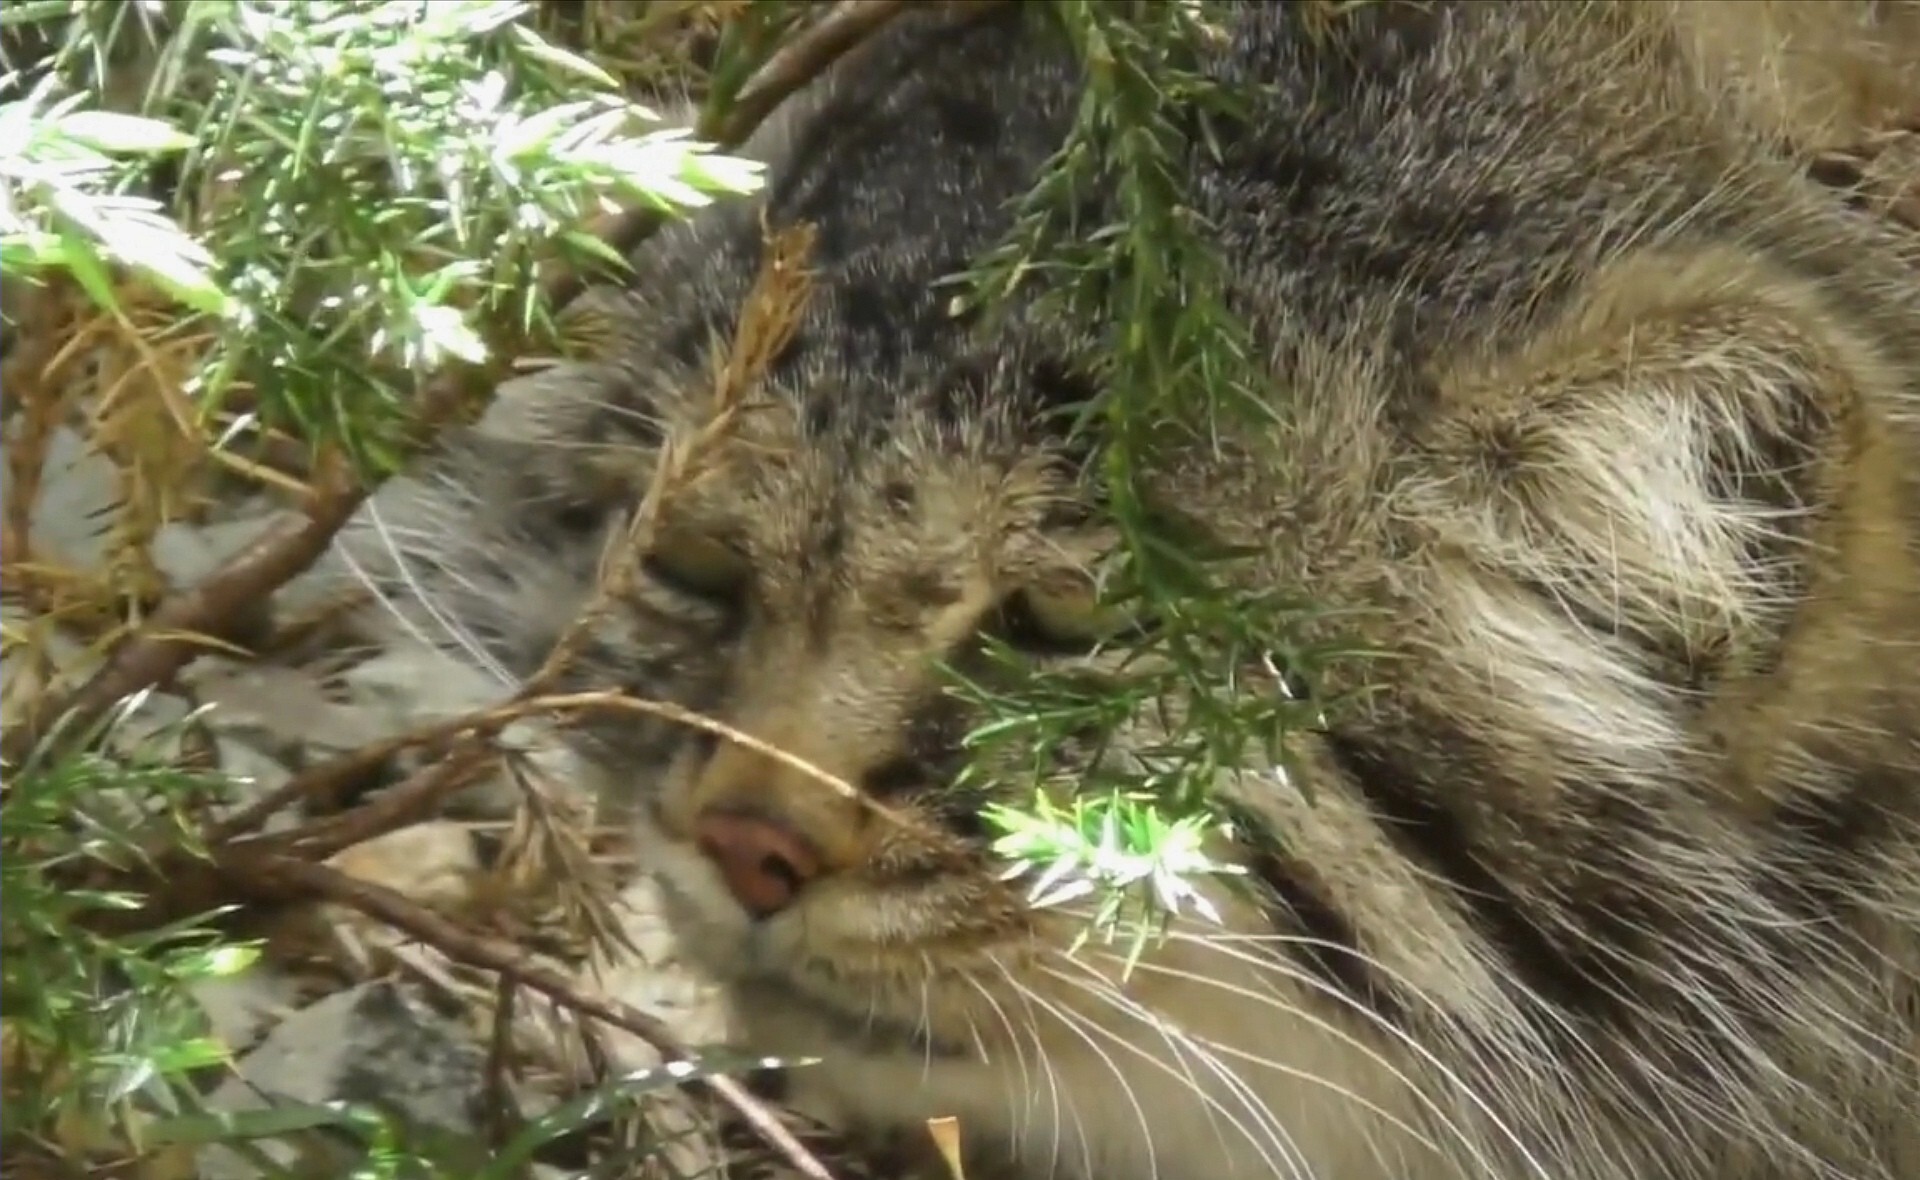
top-left (337, 4), bottom-right (1920, 1178)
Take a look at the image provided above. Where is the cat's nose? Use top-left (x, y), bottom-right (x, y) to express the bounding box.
top-left (692, 806), bottom-right (824, 918)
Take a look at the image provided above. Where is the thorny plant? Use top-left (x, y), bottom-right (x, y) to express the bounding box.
top-left (0, 1), bottom-right (867, 1176)
top-left (951, 0), bottom-right (1386, 965)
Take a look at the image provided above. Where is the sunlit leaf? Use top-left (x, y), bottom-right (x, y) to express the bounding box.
top-left (57, 110), bottom-right (198, 155)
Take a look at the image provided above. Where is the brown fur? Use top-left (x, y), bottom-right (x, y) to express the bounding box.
top-left (1663, 0), bottom-right (1920, 148)
top-left (338, 3), bottom-right (1920, 1178)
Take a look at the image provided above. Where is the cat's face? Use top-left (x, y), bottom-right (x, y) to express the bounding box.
top-left (590, 369), bottom-right (1377, 1179)
top-left (573, 353), bottom-right (1174, 1042)
top-left (337, 299), bottom-right (1400, 1177)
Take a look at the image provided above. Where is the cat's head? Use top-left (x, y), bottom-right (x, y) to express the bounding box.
top-left (330, 214), bottom-right (1400, 1174)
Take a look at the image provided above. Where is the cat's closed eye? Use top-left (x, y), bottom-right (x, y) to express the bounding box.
top-left (641, 528), bottom-right (751, 604)
top-left (989, 580), bottom-right (1155, 658)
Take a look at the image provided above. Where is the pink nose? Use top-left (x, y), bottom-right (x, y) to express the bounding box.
top-left (692, 807), bottom-right (824, 918)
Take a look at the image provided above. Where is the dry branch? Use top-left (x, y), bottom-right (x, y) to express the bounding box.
top-left (216, 848), bottom-right (838, 1180)
top-left (1, 463), bottom-right (363, 766)
top-left (219, 691), bottom-right (906, 857)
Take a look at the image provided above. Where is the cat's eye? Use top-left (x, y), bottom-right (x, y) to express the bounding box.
top-left (641, 528), bottom-right (749, 602)
top-left (992, 581), bottom-right (1151, 657)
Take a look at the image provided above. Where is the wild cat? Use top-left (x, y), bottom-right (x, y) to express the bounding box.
top-left (337, 3), bottom-right (1920, 1178)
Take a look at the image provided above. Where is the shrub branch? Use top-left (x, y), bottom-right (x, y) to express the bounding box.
top-left (215, 847), bottom-right (838, 1180)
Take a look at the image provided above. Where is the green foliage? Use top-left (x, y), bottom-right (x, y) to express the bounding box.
top-left (959, 0), bottom-right (1378, 956)
top-left (3, 0), bottom-right (764, 474)
top-left (986, 788), bottom-right (1245, 971)
top-left (0, 83), bottom-right (227, 315)
top-left (0, 695), bottom-right (255, 1160)
top-left (1, 2), bottom-right (783, 1174)
top-left (124, 1053), bottom-right (809, 1179)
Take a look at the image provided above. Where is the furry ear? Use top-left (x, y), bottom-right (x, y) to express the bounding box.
top-left (1408, 259), bottom-right (1878, 705)
top-left (329, 361), bottom-right (655, 684)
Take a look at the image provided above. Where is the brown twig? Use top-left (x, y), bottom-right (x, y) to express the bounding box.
top-left (483, 974), bottom-right (521, 1152)
top-left (220, 848), bottom-right (838, 1180)
top-left (1, 462), bottom-right (363, 767)
top-left (720, 0), bottom-right (911, 143)
top-left (267, 741), bottom-right (501, 861)
top-left (221, 691), bottom-right (911, 861)
top-left (207, 699), bottom-right (527, 842)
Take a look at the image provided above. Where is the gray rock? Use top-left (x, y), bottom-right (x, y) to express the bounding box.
top-left (108, 686), bottom-right (195, 749)
top-left (334, 645), bottom-right (504, 725)
top-left (336, 646), bottom-right (542, 820)
top-left (186, 659), bottom-right (388, 762)
top-left (198, 980), bottom-right (491, 1179)
top-left (190, 965), bottom-right (302, 1055)
top-left (207, 735), bottom-right (302, 833)
top-left (27, 426), bottom-right (119, 569)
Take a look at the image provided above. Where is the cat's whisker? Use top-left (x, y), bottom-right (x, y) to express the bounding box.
top-left (998, 970), bottom-right (1184, 1180)
top-left (1144, 926), bottom-right (1557, 1180)
top-left (919, 953), bottom-right (938, 1084)
top-left (1070, 942), bottom-right (1504, 1180)
top-left (964, 965), bottom-right (1038, 1147)
top-left (1022, 959), bottom-right (1312, 1180)
top-left (340, 502), bottom-right (516, 690)
top-left (993, 955), bottom-right (1096, 1180)
top-left (1037, 953), bottom-right (1308, 1180)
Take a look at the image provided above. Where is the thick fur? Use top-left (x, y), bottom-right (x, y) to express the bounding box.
top-left (336, 4), bottom-right (1920, 1179)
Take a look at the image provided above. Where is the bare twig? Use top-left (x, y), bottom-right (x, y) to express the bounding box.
top-left (218, 849), bottom-right (838, 1180)
top-left (528, 217), bottom-right (818, 696)
top-left (266, 742), bottom-right (501, 861)
top-left (127, 690), bottom-right (931, 970)
top-left (484, 975), bottom-right (521, 1152)
top-left (719, 0), bottom-right (911, 144)
top-left (207, 699), bottom-right (524, 842)
top-left (221, 691), bottom-right (916, 861)
top-left (248, 692), bottom-right (818, 878)
top-left (1, 461), bottom-right (363, 767)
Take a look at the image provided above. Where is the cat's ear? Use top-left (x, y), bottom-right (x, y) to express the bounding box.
top-left (329, 360), bottom-right (656, 682)
top-left (1408, 264), bottom-right (1879, 707)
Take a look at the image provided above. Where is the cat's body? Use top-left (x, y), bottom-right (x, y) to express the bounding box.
top-left (341, 3), bottom-right (1920, 1178)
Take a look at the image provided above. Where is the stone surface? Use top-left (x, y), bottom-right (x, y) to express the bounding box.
top-left (190, 966), bottom-right (303, 1056)
top-left (186, 659), bottom-right (389, 763)
top-left (151, 513), bottom-right (297, 589)
top-left (326, 821), bottom-right (484, 914)
top-left (333, 646), bottom-right (528, 819)
top-left (197, 980), bottom-right (492, 1179)
top-left (28, 426), bottom-right (120, 569)
top-left (584, 877), bottom-right (731, 1066)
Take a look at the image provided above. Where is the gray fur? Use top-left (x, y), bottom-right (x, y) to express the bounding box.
top-left (337, 4), bottom-right (1920, 1178)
